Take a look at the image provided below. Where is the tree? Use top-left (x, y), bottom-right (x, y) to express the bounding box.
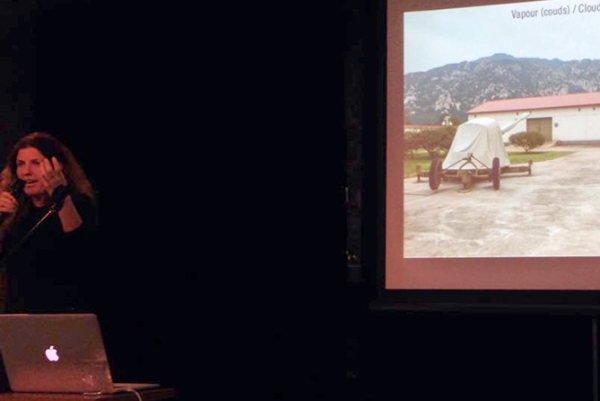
top-left (509, 131), bottom-right (545, 152)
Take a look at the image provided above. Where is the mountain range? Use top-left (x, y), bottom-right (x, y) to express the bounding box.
top-left (404, 53), bottom-right (600, 124)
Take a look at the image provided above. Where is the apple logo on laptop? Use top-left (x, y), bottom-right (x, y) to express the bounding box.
top-left (44, 346), bottom-right (60, 362)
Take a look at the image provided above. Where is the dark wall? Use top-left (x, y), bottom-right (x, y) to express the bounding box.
top-left (362, 312), bottom-right (593, 401)
top-left (0, 1), bottom-right (38, 160)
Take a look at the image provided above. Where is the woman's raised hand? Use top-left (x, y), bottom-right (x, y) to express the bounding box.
top-left (40, 157), bottom-right (68, 197)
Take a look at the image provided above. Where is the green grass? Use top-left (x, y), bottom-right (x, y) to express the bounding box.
top-left (508, 151), bottom-right (573, 164)
top-left (404, 150), bottom-right (573, 179)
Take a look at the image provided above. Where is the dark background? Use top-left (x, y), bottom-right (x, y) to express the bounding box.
top-left (7, 0), bottom-right (595, 400)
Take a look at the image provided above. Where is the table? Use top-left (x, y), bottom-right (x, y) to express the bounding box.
top-left (0, 388), bottom-right (177, 401)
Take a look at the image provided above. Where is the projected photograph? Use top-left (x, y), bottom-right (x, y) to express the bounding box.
top-left (402, 0), bottom-right (600, 259)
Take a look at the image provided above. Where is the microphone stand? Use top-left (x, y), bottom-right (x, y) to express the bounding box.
top-left (0, 202), bottom-right (61, 271)
top-left (14, 206), bottom-right (59, 250)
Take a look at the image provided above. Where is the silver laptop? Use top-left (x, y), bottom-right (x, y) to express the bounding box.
top-left (0, 313), bottom-right (159, 394)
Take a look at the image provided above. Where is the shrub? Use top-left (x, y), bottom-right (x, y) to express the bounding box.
top-left (403, 132), bottom-right (421, 159)
top-left (419, 126), bottom-right (457, 158)
top-left (438, 126), bottom-right (457, 155)
top-left (509, 131), bottom-right (546, 152)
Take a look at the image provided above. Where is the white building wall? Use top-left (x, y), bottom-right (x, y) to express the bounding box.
top-left (468, 105), bottom-right (600, 143)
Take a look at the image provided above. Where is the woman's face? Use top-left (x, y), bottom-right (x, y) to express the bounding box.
top-left (16, 147), bottom-right (47, 198)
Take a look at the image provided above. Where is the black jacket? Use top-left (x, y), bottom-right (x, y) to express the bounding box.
top-left (1, 193), bottom-right (97, 313)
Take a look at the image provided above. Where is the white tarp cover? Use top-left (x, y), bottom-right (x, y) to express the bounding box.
top-left (442, 117), bottom-right (511, 170)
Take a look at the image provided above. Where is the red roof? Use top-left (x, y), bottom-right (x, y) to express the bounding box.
top-left (468, 92), bottom-right (600, 114)
top-left (404, 124), bottom-right (444, 130)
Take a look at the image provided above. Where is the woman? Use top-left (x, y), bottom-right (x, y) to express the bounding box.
top-left (0, 132), bottom-right (97, 313)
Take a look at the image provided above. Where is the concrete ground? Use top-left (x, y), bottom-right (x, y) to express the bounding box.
top-left (403, 144), bottom-right (600, 258)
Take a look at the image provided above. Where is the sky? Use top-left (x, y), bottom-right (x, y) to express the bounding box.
top-left (404, 0), bottom-right (600, 73)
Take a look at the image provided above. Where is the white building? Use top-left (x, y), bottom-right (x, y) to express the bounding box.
top-left (467, 92), bottom-right (600, 144)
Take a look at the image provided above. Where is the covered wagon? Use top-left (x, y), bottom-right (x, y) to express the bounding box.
top-left (428, 117), bottom-right (532, 190)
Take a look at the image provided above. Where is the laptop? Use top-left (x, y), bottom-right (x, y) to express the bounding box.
top-left (0, 313), bottom-right (159, 394)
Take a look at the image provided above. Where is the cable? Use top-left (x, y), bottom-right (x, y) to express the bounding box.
top-left (115, 387), bottom-right (144, 401)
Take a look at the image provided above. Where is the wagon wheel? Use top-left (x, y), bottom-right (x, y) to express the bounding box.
top-left (429, 158), bottom-right (443, 190)
top-left (492, 157), bottom-right (500, 190)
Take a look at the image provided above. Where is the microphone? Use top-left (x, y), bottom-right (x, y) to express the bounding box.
top-left (6, 179), bottom-right (24, 199)
top-left (0, 179), bottom-right (24, 223)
